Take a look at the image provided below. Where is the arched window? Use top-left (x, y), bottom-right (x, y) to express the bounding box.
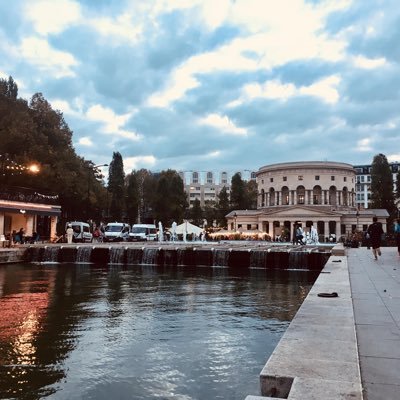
top-left (296, 185), bottom-right (305, 204)
top-left (329, 186), bottom-right (337, 206)
top-left (342, 186), bottom-right (348, 206)
top-left (281, 186), bottom-right (289, 205)
top-left (192, 171), bottom-right (199, 183)
top-left (269, 188), bottom-right (275, 206)
top-left (206, 171), bottom-right (213, 184)
top-left (261, 189), bottom-right (265, 207)
top-left (313, 185), bottom-right (322, 204)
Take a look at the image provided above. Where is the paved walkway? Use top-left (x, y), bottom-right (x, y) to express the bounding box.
top-left (348, 246), bottom-right (400, 400)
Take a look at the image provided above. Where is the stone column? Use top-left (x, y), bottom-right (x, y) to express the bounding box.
top-left (324, 221), bottom-right (330, 240)
top-left (0, 213), bottom-right (4, 235)
top-left (26, 215), bottom-right (34, 236)
top-left (305, 190), bottom-right (309, 205)
top-left (50, 216), bottom-right (58, 241)
top-left (336, 221), bottom-right (341, 241)
top-left (277, 191), bottom-right (281, 206)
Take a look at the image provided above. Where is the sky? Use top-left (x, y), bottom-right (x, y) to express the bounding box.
top-left (0, 0), bottom-right (399, 178)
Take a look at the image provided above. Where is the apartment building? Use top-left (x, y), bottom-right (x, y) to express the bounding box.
top-left (354, 162), bottom-right (400, 209)
top-left (180, 170), bottom-right (256, 207)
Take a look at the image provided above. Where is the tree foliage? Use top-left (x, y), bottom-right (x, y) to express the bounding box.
top-left (0, 76), bottom-right (107, 225)
top-left (152, 170), bottom-right (187, 226)
top-left (189, 198), bottom-right (203, 226)
top-left (216, 186), bottom-right (230, 228)
top-left (230, 172), bottom-right (247, 210)
top-left (370, 153), bottom-right (395, 217)
top-left (108, 152), bottom-right (125, 221)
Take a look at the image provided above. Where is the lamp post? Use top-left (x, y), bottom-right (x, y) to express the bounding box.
top-left (86, 163), bottom-right (108, 220)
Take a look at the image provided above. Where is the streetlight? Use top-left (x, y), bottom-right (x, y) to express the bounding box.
top-left (86, 163), bottom-right (108, 220)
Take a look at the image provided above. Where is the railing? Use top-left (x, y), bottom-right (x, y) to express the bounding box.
top-left (0, 185), bottom-right (59, 205)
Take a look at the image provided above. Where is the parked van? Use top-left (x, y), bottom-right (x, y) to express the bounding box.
top-left (103, 222), bottom-right (130, 242)
top-left (128, 224), bottom-right (158, 241)
top-left (66, 221), bottom-right (93, 243)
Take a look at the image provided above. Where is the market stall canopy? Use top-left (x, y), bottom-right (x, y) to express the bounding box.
top-left (174, 221), bottom-right (203, 235)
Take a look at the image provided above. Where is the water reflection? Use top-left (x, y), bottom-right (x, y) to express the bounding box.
top-left (0, 264), bottom-right (319, 399)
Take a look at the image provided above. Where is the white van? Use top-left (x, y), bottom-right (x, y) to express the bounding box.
top-left (128, 224), bottom-right (158, 242)
top-left (67, 222), bottom-right (93, 243)
top-left (103, 222), bottom-right (130, 242)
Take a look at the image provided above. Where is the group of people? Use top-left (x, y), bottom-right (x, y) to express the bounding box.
top-left (291, 224), bottom-right (319, 245)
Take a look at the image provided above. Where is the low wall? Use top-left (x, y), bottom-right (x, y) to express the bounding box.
top-left (0, 248), bottom-right (26, 264)
top-left (22, 243), bottom-right (332, 270)
top-left (245, 244), bottom-right (362, 399)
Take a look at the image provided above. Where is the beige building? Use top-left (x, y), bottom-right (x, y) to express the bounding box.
top-left (227, 161), bottom-right (389, 242)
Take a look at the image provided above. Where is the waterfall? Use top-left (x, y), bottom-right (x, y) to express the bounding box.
top-left (212, 249), bottom-right (230, 267)
top-left (42, 246), bottom-right (60, 263)
top-left (76, 246), bottom-right (93, 263)
top-left (142, 248), bottom-right (159, 264)
top-left (249, 250), bottom-right (266, 268)
top-left (163, 249), bottom-right (177, 266)
top-left (27, 246), bottom-right (44, 262)
top-left (109, 247), bottom-right (126, 264)
top-left (288, 250), bottom-right (309, 269)
top-left (126, 248), bottom-right (143, 265)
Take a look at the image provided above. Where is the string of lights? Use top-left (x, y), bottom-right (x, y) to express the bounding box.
top-left (0, 154), bottom-right (40, 176)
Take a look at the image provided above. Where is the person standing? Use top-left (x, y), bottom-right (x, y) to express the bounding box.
top-left (367, 216), bottom-right (384, 260)
top-left (18, 228), bottom-right (25, 244)
top-left (394, 218), bottom-right (400, 257)
top-left (66, 224), bottom-right (74, 244)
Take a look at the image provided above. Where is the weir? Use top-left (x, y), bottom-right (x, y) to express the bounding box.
top-left (24, 243), bottom-right (332, 270)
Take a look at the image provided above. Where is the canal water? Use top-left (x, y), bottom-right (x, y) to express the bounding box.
top-left (0, 263), bottom-right (319, 399)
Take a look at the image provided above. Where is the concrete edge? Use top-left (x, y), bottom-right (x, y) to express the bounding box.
top-left (257, 253), bottom-right (363, 399)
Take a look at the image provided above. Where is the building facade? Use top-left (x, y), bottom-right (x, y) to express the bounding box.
top-left (180, 170), bottom-right (256, 207)
top-left (354, 162), bottom-right (400, 209)
top-left (227, 161), bottom-right (388, 242)
top-left (0, 186), bottom-right (61, 242)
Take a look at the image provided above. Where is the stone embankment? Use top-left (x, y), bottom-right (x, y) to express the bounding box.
top-left (245, 243), bottom-right (363, 400)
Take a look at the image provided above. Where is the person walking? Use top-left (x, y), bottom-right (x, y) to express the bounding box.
top-left (66, 224), bottom-right (74, 244)
top-left (394, 218), bottom-right (400, 257)
top-left (367, 216), bottom-right (384, 260)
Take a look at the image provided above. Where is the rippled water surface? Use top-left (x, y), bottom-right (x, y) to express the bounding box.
top-left (0, 264), bottom-right (319, 399)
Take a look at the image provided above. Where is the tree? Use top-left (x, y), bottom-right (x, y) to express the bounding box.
top-left (230, 172), bottom-right (247, 209)
top-left (126, 172), bottom-right (140, 224)
top-left (108, 152), bottom-right (125, 221)
top-left (370, 153), bottom-right (395, 218)
top-left (216, 186), bottom-right (230, 227)
top-left (246, 179), bottom-right (258, 209)
top-left (152, 170), bottom-right (187, 226)
top-left (203, 200), bottom-right (218, 229)
top-left (189, 198), bottom-right (203, 226)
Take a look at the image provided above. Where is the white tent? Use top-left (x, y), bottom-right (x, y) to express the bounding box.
top-left (174, 221), bottom-right (203, 235)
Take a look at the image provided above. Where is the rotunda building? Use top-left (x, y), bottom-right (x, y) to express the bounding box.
top-left (227, 161), bottom-right (388, 242)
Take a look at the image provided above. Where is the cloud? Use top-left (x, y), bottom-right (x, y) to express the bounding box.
top-left (86, 104), bottom-right (141, 140)
top-left (352, 55), bottom-right (387, 69)
top-left (124, 156), bottom-right (157, 172)
top-left (77, 137), bottom-right (93, 147)
top-left (199, 113), bottom-right (247, 136)
top-left (20, 37), bottom-right (78, 78)
top-left (356, 138), bottom-right (373, 152)
top-left (1, 0), bottom-right (399, 172)
top-left (25, 0), bottom-right (81, 36)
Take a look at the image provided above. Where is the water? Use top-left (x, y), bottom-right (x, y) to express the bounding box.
top-left (0, 263), bottom-right (319, 399)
